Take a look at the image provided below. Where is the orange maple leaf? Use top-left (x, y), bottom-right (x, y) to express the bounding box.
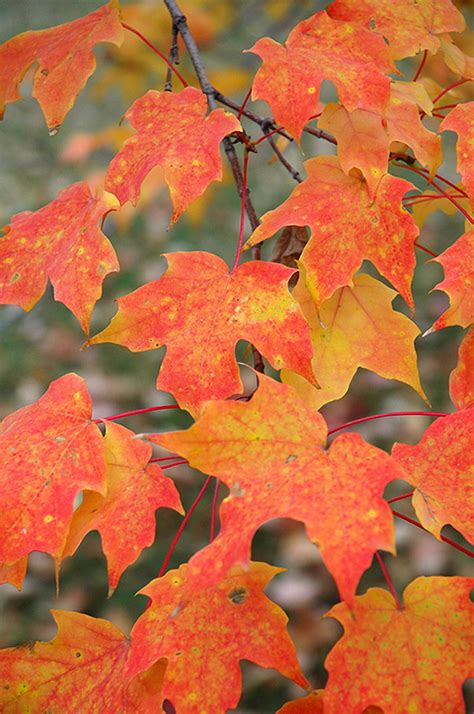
top-left (154, 375), bottom-right (401, 602)
top-left (247, 10), bottom-right (393, 142)
top-left (0, 611), bottom-right (166, 712)
top-left (431, 230), bottom-right (474, 330)
top-left (246, 156), bottom-right (418, 307)
top-left (0, 1), bottom-right (123, 132)
top-left (0, 181), bottom-right (120, 335)
top-left (449, 327), bottom-right (474, 410)
top-left (324, 576), bottom-right (474, 713)
top-left (392, 410), bottom-right (474, 544)
top-left (105, 87), bottom-right (241, 224)
top-left (90, 251), bottom-right (315, 415)
top-left (328, 0), bottom-right (465, 60)
top-left (0, 373), bottom-right (106, 566)
top-left (282, 271), bottom-right (426, 409)
top-left (441, 102), bottom-right (474, 207)
top-left (318, 82), bottom-right (441, 197)
top-left (125, 561), bottom-right (309, 713)
top-left (62, 422), bottom-right (183, 594)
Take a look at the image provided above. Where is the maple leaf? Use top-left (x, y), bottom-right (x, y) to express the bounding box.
top-left (441, 102), bottom-right (474, 205)
top-left (104, 87), bottom-right (241, 223)
top-left (0, 181), bottom-right (120, 335)
top-left (0, 610), bottom-right (166, 712)
top-left (439, 34), bottom-right (474, 79)
top-left (90, 251), bottom-right (315, 416)
top-left (0, 373), bottom-right (106, 566)
top-left (245, 156), bottom-right (418, 307)
top-left (324, 576), bottom-right (474, 713)
top-left (282, 272), bottom-right (426, 410)
top-left (449, 327), bottom-right (474, 410)
top-left (0, 558), bottom-right (27, 591)
top-left (0, 1), bottom-right (123, 133)
top-left (154, 374), bottom-right (400, 602)
top-left (318, 82), bottom-right (441, 197)
top-left (125, 561), bottom-right (309, 713)
top-left (392, 410), bottom-right (474, 544)
top-left (247, 10), bottom-right (393, 141)
top-left (327, 0), bottom-right (465, 60)
top-left (62, 422), bottom-right (183, 594)
top-left (430, 230), bottom-right (474, 330)
top-left (277, 690), bottom-right (324, 713)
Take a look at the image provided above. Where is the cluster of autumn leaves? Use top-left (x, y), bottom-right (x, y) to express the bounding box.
top-left (0, 0), bottom-right (473, 712)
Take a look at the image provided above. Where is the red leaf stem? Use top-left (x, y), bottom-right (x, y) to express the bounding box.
top-left (327, 411), bottom-right (448, 437)
top-left (158, 476), bottom-right (212, 577)
top-left (432, 79), bottom-right (468, 105)
top-left (122, 22), bottom-right (188, 88)
top-left (238, 87), bottom-right (253, 120)
top-left (149, 455), bottom-right (184, 463)
top-left (387, 491), bottom-right (414, 504)
top-left (375, 551), bottom-right (402, 609)
top-left (392, 510), bottom-right (474, 558)
top-left (396, 164), bottom-right (473, 224)
top-left (93, 405), bottom-right (179, 423)
top-left (414, 241), bottom-right (438, 258)
top-left (413, 50), bottom-right (428, 82)
top-left (161, 460), bottom-right (189, 470)
top-left (253, 126), bottom-right (285, 146)
top-left (210, 479), bottom-right (220, 541)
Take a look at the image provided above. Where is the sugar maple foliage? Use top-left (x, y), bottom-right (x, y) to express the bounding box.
top-left (0, 1), bottom-right (473, 713)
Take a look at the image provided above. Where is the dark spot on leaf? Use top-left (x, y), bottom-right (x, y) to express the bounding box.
top-left (10, 272), bottom-right (20, 283)
top-left (285, 454), bottom-right (297, 463)
top-left (229, 587), bottom-right (247, 605)
top-left (3, 684), bottom-right (10, 690)
top-left (163, 700), bottom-right (176, 714)
top-left (41, 68), bottom-right (49, 76)
top-left (75, 651), bottom-right (82, 658)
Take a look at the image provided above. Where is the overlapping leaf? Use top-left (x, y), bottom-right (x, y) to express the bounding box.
top-left (392, 410), bottom-right (474, 544)
top-left (318, 82), bottom-right (441, 197)
top-left (0, 181), bottom-right (120, 335)
top-left (277, 691), bottom-right (325, 713)
top-left (0, 611), bottom-right (166, 712)
top-left (431, 230), bottom-right (474, 330)
top-left (0, 1), bottom-right (123, 132)
top-left (91, 251), bottom-right (315, 415)
top-left (441, 102), bottom-right (474, 205)
top-left (324, 577), bottom-right (474, 713)
top-left (105, 87), bottom-right (241, 223)
top-left (154, 375), bottom-right (401, 602)
top-left (282, 272), bottom-right (426, 410)
top-left (328, 0), bottom-right (465, 60)
top-left (63, 422), bottom-right (183, 594)
top-left (0, 373), bottom-right (106, 565)
top-left (125, 561), bottom-right (309, 713)
top-left (0, 558), bottom-right (27, 591)
top-left (246, 156), bottom-right (418, 307)
top-left (247, 10), bottom-right (393, 141)
top-left (449, 327), bottom-right (474, 410)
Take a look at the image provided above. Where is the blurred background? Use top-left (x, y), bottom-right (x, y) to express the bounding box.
top-left (0, 1), bottom-right (473, 711)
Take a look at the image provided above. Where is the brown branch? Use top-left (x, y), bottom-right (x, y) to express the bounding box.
top-left (164, 23), bottom-right (179, 92)
top-left (267, 134), bottom-right (302, 183)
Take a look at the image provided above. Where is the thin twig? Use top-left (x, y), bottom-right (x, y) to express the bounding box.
top-left (267, 134), bottom-right (302, 183)
top-left (164, 23), bottom-right (179, 92)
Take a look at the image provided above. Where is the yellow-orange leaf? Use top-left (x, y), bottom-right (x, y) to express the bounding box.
top-left (441, 102), bottom-right (474, 205)
top-left (449, 327), bottom-right (474, 410)
top-left (0, 558), bottom-right (27, 591)
top-left (246, 156), bottom-right (418, 307)
top-left (63, 422), bottom-right (182, 593)
top-left (392, 410), bottom-right (474, 544)
top-left (431, 230), bottom-right (474, 330)
top-left (91, 251), bottom-right (315, 415)
top-left (277, 691), bottom-right (324, 713)
top-left (0, 1), bottom-right (123, 132)
top-left (324, 577), bottom-right (474, 713)
top-left (283, 272), bottom-right (426, 409)
top-left (328, 0), bottom-right (465, 60)
top-left (154, 375), bottom-right (400, 602)
top-left (0, 181), bottom-right (120, 335)
top-left (105, 87), bottom-right (241, 223)
top-left (247, 11), bottom-right (392, 141)
top-left (125, 562), bottom-right (309, 713)
top-left (319, 83), bottom-right (441, 197)
top-left (0, 373), bottom-right (106, 565)
top-left (0, 611), bottom-right (165, 712)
